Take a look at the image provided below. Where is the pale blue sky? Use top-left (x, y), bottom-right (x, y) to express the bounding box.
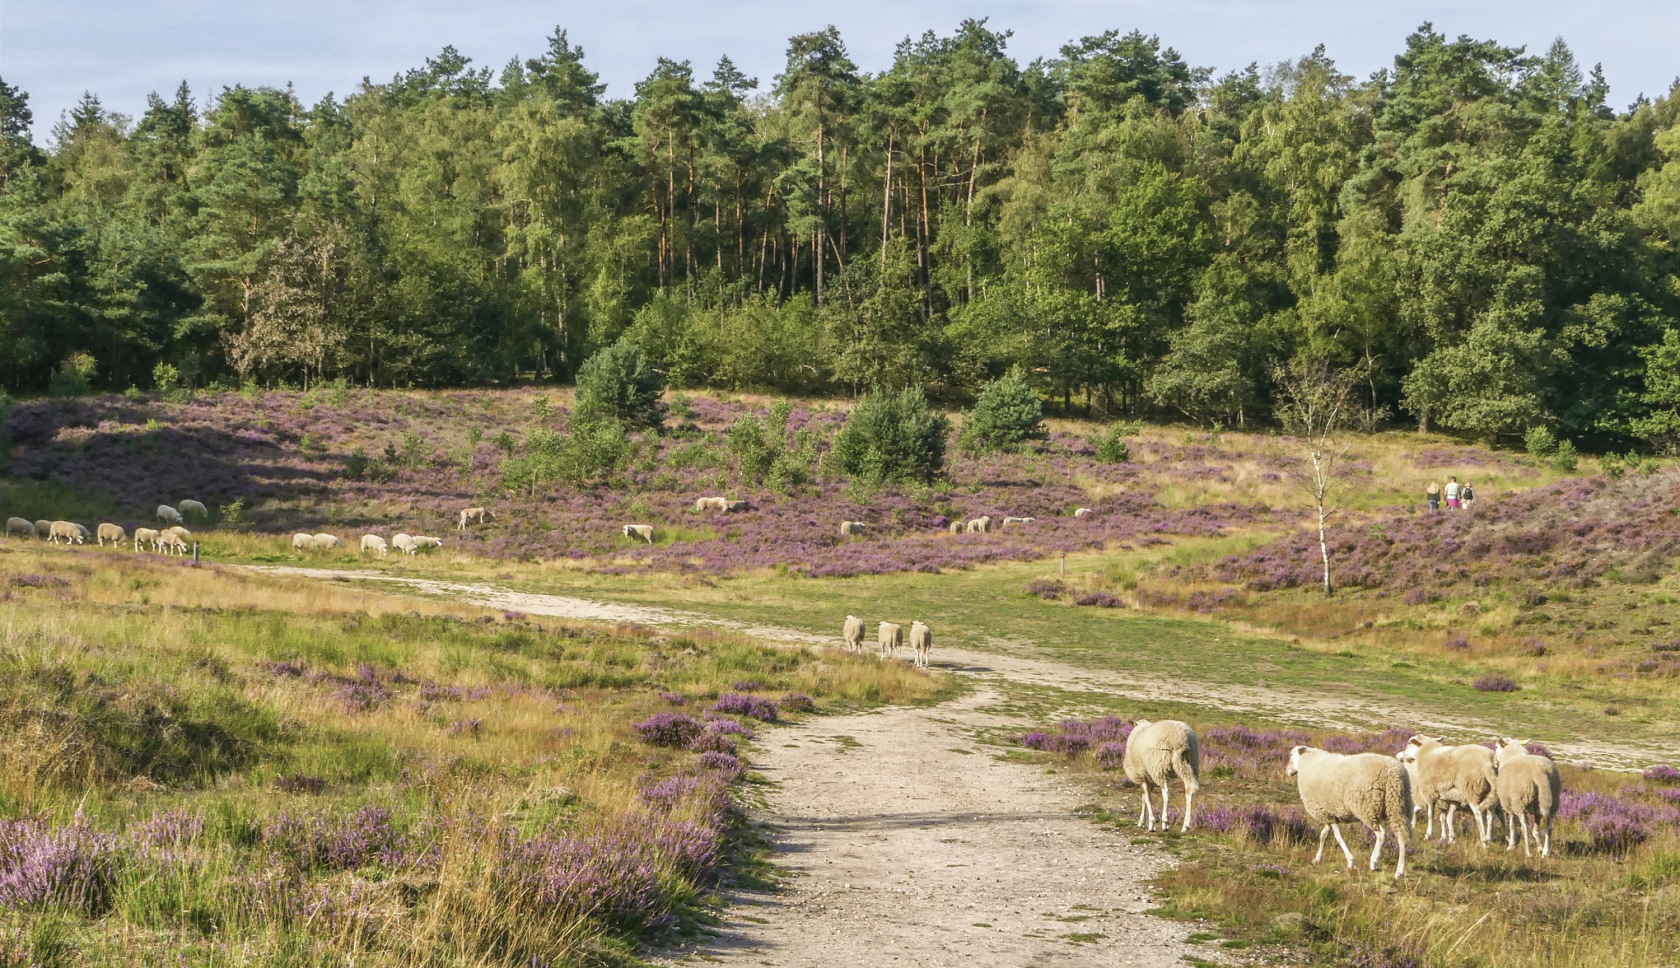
top-left (4, 0), bottom-right (1676, 143)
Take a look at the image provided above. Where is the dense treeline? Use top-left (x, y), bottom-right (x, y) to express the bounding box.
top-left (3, 22), bottom-right (1680, 447)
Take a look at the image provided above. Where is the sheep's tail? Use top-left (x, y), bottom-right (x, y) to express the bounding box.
top-left (1388, 767), bottom-right (1414, 847)
top-left (1174, 735), bottom-right (1201, 794)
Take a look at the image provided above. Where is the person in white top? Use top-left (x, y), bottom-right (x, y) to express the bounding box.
top-left (1444, 476), bottom-right (1462, 510)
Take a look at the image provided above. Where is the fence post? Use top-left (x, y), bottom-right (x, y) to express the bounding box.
top-left (193, 542), bottom-right (199, 563)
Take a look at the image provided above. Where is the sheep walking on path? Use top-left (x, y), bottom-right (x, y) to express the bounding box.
top-left (1494, 738), bottom-right (1562, 859)
top-left (133, 528), bottom-right (160, 552)
top-left (361, 535), bottom-right (389, 556)
top-left (908, 621), bottom-right (932, 669)
top-left (6, 517), bottom-right (36, 538)
top-left (842, 615), bottom-right (865, 653)
top-left (693, 497), bottom-right (728, 512)
top-left (877, 621), bottom-right (903, 659)
top-left (177, 500), bottom-right (208, 520)
top-left (1287, 746), bottom-right (1412, 878)
top-left (156, 505), bottom-right (183, 526)
top-left (1123, 720), bottom-right (1201, 832)
top-left (1401, 736), bottom-right (1499, 846)
top-left (623, 524), bottom-right (654, 544)
top-left (48, 521), bottom-right (85, 545)
top-left (838, 520), bottom-right (866, 536)
top-left (97, 523), bottom-right (127, 546)
top-left (458, 507), bottom-right (492, 530)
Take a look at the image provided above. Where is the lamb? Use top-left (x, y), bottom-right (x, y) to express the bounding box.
top-left (458, 507), bottom-right (493, 530)
top-left (156, 505), bottom-right (183, 526)
top-left (5, 517), bottom-right (35, 538)
top-left (156, 530), bottom-right (188, 556)
top-left (623, 524), bottom-right (655, 544)
top-left (1123, 719), bottom-right (1202, 832)
top-left (412, 536), bottom-right (444, 550)
top-left (97, 523), bottom-right (127, 546)
top-left (877, 621), bottom-right (903, 658)
top-left (292, 533), bottom-right (318, 552)
top-left (908, 621), bottom-right (932, 669)
top-left (964, 516), bottom-right (993, 533)
top-left (1001, 516), bottom-right (1035, 527)
top-left (838, 521), bottom-right (866, 536)
top-left (1074, 507), bottom-right (1094, 518)
top-left (48, 520), bottom-right (85, 545)
top-left (177, 500), bottom-right (208, 520)
top-left (392, 533), bottom-right (418, 556)
top-left (361, 535), bottom-right (389, 556)
top-left (133, 528), bottom-right (161, 552)
top-left (1401, 736), bottom-right (1499, 845)
top-left (1287, 746), bottom-right (1412, 878)
top-left (693, 497), bottom-right (728, 512)
top-left (842, 615), bottom-right (865, 652)
top-left (1493, 738), bottom-right (1562, 859)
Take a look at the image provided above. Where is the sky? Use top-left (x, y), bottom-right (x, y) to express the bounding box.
top-left (4, 0), bottom-right (1677, 144)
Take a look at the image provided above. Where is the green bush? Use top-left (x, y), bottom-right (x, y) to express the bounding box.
top-left (501, 420), bottom-right (630, 494)
top-left (827, 385), bottom-right (950, 484)
top-left (1524, 425), bottom-right (1557, 457)
top-left (1550, 439), bottom-right (1579, 472)
top-left (727, 415), bottom-right (775, 479)
top-left (1090, 421), bottom-right (1141, 464)
top-left (958, 366), bottom-right (1046, 453)
top-left (48, 352), bottom-right (98, 398)
top-left (574, 340), bottom-right (667, 430)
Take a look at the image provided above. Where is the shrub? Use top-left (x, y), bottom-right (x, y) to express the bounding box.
top-left (1644, 765), bottom-right (1680, 784)
top-left (48, 353), bottom-right (98, 398)
top-left (1025, 579), bottom-right (1066, 600)
top-left (1472, 674), bottom-right (1519, 692)
top-left (780, 693), bottom-right (816, 713)
top-left (958, 366), bottom-right (1045, 453)
top-left (1524, 426), bottom-right (1557, 457)
top-left (712, 694), bottom-right (779, 722)
top-left (1090, 421), bottom-right (1140, 464)
top-left (574, 340), bottom-right (667, 430)
top-left (1073, 591), bottom-right (1123, 608)
top-left (727, 415), bottom-right (776, 479)
top-left (1550, 439), bottom-right (1578, 472)
top-left (827, 385), bottom-right (949, 484)
top-left (633, 713), bottom-right (704, 748)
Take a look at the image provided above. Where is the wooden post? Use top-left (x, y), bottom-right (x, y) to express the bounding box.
top-left (193, 542), bottom-right (199, 563)
top-left (1060, 552), bottom-right (1066, 576)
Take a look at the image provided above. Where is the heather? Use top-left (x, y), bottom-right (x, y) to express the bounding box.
top-left (0, 545), bottom-right (943, 964)
top-left (1017, 713), bottom-right (1680, 967)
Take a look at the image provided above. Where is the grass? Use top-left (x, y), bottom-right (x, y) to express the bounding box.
top-left (0, 544), bottom-right (947, 966)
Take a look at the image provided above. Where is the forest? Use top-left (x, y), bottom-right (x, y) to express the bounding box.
top-left (3, 22), bottom-right (1680, 448)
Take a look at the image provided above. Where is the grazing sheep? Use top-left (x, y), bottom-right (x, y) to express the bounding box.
top-left (133, 528), bottom-right (161, 552)
top-left (177, 500), bottom-right (208, 520)
top-left (1401, 736), bottom-right (1499, 845)
top-left (1074, 507), bottom-right (1094, 518)
top-left (156, 530), bottom-right (188, 556)
top-left (839, 520), bottom-right (866, 537)
top-left (948, 520), bottom-right (964, 534)
top-left (97, 523), bottom-right (127, 546)
top-left (723, 499), bottom-right (751, 512)
top-left (623, 524), bottom-right (655, 544)
top-left (458, 507), bottom-right (492, 530)
top-left (908, 621), bottom-right (932, 669)
top-left (167, 526), bottom-right (192, 543)
top-left (1123, 720), bottom-right (1202, 832)
top-left (292, 533), bottom-right (317, 552)
top-left (34, 519), bottom-right (52, 539)
top-left (392, 533), bottom-right (419, 556)
top-left (964, 516), bottom-right (993, 533)
top-left (1287, 746), bottom-right (1412, 878)
top-left (412, 536), bottom-right (444, 550)
top-left (842, 615), bottom-right (865, 652)
top-left (361, 534), bottom-right (389, 556)
top-left (693, 497), bottom-right (728, 512)
top-left (311, 533), bottom-right (342, 550)
top-left (1494, 738), bottom-right (1562, 859)
top-left (877, 621), bottom-right (903, 658)
top-left (6, 517), bottom-right (35, 539)
top-left (48, 521), bottom-right (85, 545)
top-left (1001, 516), bottom-right (1036, 527)
top-left (156, 505), bottom-right (183, 526)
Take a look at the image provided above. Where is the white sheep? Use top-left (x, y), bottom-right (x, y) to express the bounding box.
top-left (1493, 738), bottom-right (1562, 859)
top-left (97, 523), bottom-right (127, 547)
top-left (156, 505), bottom-right (183, 526)
top-left (1401, 736), bottom-right (1499, 845)
top-left (877, 621), bottom-right (903, 658)
top-left (312, 533), bottom-right (342, 550)
top-left (1001, 516), bottom-right (1035, 527)
top-left (842, 615), bottom-right (865, 652)
top-left (839, 520), bottom-right (866, 536)
top-left (908, 621), bottom-right (932, 669)
top-left (292, 533), bottom-right (318, 553)
top-left (177, 500), bottom-right (208, 520)
top-left (693, 497), bottom-right (728, 512)
top-left (361, 535), bottom-right (389, 556)
top-left (6, 517), bottom-right (36, 538)
top-left (1074, 507), bottom-right (1094, 518)
top-left (392, 533), bottom-right (418, 556)
top-left (157, 530), bottom-right (188, 556)
top-left (167, 526), bottom-right (192, 543)
top-left (458, 507), bottom-right (493, 530)
top-left (412, 536), bottom-right (443, 551)
top-left (48, 520), bottom-right (85, 545)
top-left (623, 524), bottom-right (655, 544)
top-left (947, 520), bottom-right (963, 534)
top-left (1287, 746), bottom-right (1412, 878)
top-left (965, 516), bottom-right (993, 533)
top-left (1123, 719), bottom-right (1202, 832)
top-left (133, 528), bottom-right (161, 552)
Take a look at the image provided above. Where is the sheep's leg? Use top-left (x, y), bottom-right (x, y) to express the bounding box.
top-left (1505, 812), bottom-right (1518, 851)
top-left (1422, 803), bottom-right (1434, 840)
top-left (1540, 819), bottom-right (1552, 859)
top-left (1330, 824), bottom-right (1356, 869)
top-left (1518, 813), bottom-right (1533, 858)
top-left (1369, 827), bottom-right (1385, 871)
top-left (1314, 824), bottom-right (1331, 864)
top-left (1159, 784), bottom-right (1171, 832)
top-left (1442, 804), bottom-right (1457, 843)
top-left (1181, 786), bottom-right (1195, 832)
top-left (1136, 785), bottom-right (1151, 829)
top-left (1467, 803), bottom-right (1487, 846)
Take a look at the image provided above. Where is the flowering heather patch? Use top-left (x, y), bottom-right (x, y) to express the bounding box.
top-left (1073, 590), bottom-right (1123, 608)
top-left (1646, 765), bottom-right (1680, 784)
top-left (1026, 579), bottom-right (1067, 600)
top-left (263, 805), bottom-right (412, 871)
top-left (127, 809), bottom-right (203, 850)
top-left (273, 774), bottom-right (329, 794)
top-left (701, 716), bottom-right (755, 740)
top-left (1196, 804), bottom-right (1312, 845)
top-left (264, 660), bottom-right (307, 678)
top-left (696, 752), bottom-right (745, 780)
top-left (633, 713), bottom-right (705, 748)
top-left (659, 691), bottom-right (688, 705)
top-left (730, 680), bottom-right (767, 692)
top-left (1473, 674), bottom-right (1520, 692)
top-left (712, 693), bottom-right (779, 722)
top-left (1022, 717), bottom-right (1132, 756)
top-left (0, 814), bottom-right (121, 914)
top-left (686, 732), bottom-right (739, 755)
top-left (780, 692), bottom-right (816, 714)
top-left (511, 813), bottom-right (722, 932)
top-left (8, 574), bottom-right (69, 589)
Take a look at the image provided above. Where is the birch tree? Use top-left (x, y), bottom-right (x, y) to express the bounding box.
top-left (1273, 356), bottom-right (1365, 596)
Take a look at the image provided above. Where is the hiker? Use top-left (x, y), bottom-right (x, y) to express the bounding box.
top-left (1445, 476), bottom-right (1462, 510)
top-left (1461, 480), bottom-right (1476, 509)
top-left (1426, 480), bottom-right (1441, 513)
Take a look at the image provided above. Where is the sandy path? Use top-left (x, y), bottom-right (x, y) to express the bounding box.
top-left (654, 689), bottom-right (1199, 967)
top-left (250, 566), bottom-right (1659, 767)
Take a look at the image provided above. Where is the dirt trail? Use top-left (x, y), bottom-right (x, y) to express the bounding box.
top-left (251, 566), bottom-right (1657, 767)
top-left (654, 689), bottom-right (1199, 967)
